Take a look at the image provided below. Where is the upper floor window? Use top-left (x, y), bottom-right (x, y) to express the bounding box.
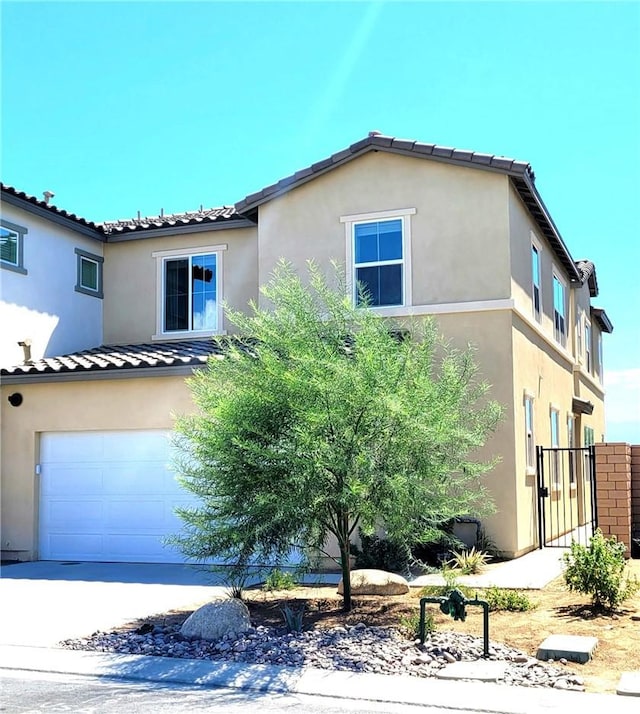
top-left (341, 208), bottom-right (415, 309)
top-left (552, 273), bottom-right (566, 345)
top-left (531, 243), bottom-right (541, 321)
top-left (597, 331), bottom-right (603, 381)
top-left (524, 393), bottom-right (535, 474)
top-left (152, 245), bottom-right (226, 339)
top-left (354, 219), bottom-right (403, 306)
top-left (585, 320), bottom-right (592, 373)
top-left (75, 248), bottom-right (104, 298)
top-left (0, 219), bottom-right (28, 274)
top-left (576, 309), bottom-right (584, 362)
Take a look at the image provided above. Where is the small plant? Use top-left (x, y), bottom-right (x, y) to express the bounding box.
top-left (263, 568), bottom-right (297, 591)
top-left (418, 569), bottom-right (472, 599)
top-left (399, 611), bottom-right (433, 639)
top-left (563, 529), bottom-right (639, 611)
top-left (280, 603), bottom-right (305, 633)
top-left (448, 546), bottom-right (491, 574)
top-left (483, 587), bottom-right (535, 612)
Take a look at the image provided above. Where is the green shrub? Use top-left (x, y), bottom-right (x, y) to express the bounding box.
top-left (482, 587), bottom-right (535, 612)
top-left (448, 546), bottom-right (491, 574)
top-left (562, 529), bottom-right (639, 611)
top-left (263, 568), bottom-right (297, 591)
top-left (352, 531), bottom-right (409, 573)
top-left (399, 611), bottom-right (433, 639)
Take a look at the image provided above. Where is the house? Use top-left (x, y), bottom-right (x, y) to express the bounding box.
top-left (0, 133), bottom-right (612, 564)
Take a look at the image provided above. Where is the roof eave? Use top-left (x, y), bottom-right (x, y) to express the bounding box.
top-left (0, 363), bottom-right (207, 385)
top-left (1, 189), bottom-right (105, 241)
top-left (591, 307), bottom-right (614, 333)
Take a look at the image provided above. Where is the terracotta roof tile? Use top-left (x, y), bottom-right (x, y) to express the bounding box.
top-left (100, 206), bottom-right (238, 235)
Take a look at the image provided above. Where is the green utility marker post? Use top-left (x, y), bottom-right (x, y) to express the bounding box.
top-left (419, 589), bottom-right (490, 657)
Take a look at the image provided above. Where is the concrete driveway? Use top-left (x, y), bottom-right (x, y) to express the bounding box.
top-left (0, 561), bottom-right (235, 647)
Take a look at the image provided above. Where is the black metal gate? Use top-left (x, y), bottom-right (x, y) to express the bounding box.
top-left (536, 445), bottom-right (597, 548)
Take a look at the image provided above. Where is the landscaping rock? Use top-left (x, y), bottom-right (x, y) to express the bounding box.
top-left (179, 598), bottom-right (251, 641)
top-left (338, 569), bottom-right (409, 595)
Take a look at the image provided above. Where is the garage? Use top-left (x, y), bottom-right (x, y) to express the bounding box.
top-left (39, 430), bottom-right (198, 563)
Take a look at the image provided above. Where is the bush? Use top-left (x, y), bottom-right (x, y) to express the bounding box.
top-left (482, 587), bottom-right (535, 612)
top-left (418, 569), bottom-right (473, 599)
top-left (562, 529), bottom-right (639, 610)
top-left (399, 611), bottom-right (434, 639)
top-left (352, 531), bottom-right (410, 573)
top-left (263, 568), bottom-right (297, 591)
top-left (448, 546), bottom-right (491, 574)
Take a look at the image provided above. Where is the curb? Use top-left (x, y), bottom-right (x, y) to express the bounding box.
top-left (1, 645), bottom-right (638, 713)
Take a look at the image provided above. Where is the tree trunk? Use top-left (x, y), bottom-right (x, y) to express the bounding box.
top-left (338, 512), bottom-right (352, 612)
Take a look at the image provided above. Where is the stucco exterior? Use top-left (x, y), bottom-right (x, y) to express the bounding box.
top-left (0, 201), bottom-right (103, 366)
top-left (0, 135), bottom-right (613, 562)
top-left (0, 375), bottom-right (195, 560)
top-left (103, 226), bottom-right (258, 344)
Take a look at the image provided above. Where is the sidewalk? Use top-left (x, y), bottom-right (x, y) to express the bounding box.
top-left (1, 644), bottom-right (638, 713)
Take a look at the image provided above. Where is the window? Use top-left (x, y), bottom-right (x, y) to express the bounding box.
top-left (550, 407), bottom-right (561, 489)
top-left (576, 309), bottom-right (584, 362)
top-left (552, 273), bottom-right (566, 345)
top-left (74, 249), bottom-right (104, 298)
top-left (583, 425), bottom-right (595, 481)
top-left (567, 414), bottom-right (576, 486)
top-left (531, 243), bottom-right (541, 321)
top-left (0, 219), bottom-right (28, 274)
top-left (585, 320), bottom-right (592, 373)
top-left (524, 394), bottom-right (535, 474)
top-left (341, 208), bottom-right (414, 309)
top-left (353, 219), bottom-right (403, 306)
top-left (152, 246), bottom-right (226, 338)
top-left (597, 332), bottom-right (603, 381)
top-left (164, 253), bottom-right (218, 332)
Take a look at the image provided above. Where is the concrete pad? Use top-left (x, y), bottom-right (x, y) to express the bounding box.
top-left (435, 660), bottom-right (508, 681)
top-left (537, 634), bottom-right (598, 664)
top-left (617, 671), bottom-right (640, 697)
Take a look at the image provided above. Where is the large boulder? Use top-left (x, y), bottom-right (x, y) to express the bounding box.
top-left (337, 569), bottom-right (410, 596)
top-left (180, 598), bottom-right (251, 641)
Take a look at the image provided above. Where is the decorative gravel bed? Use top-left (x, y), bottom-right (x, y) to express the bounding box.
top-left (62, 622), bottom-right (585, 691)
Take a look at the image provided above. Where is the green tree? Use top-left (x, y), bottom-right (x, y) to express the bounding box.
top-left (172, 262), bottom-right (502, 611)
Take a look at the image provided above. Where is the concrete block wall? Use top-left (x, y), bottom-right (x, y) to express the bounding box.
top-left (594, 443), bottom-right (632, 554)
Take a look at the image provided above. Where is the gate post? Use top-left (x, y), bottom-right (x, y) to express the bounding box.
top-left (595, 443), bottom-right (632, 555)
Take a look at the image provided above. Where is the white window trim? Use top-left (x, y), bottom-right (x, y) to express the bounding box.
top-left (597, 331), bottom-right (603, 382)
top-left (576, 307), bottom-right (584, 364)
top-left (74, 248), bottom-right (104, 298)
top-left (524, 391), bottom-right (536, 476)
top-left (341, 208), bottom-right (415, 308)
top-left (584, 319), bottom-right (592, 374)
top-left (552, 266), bottom-right (568, 347)
top-left (531, 233), bottom-right (542, 323)
top-left (152, 244), bottom-right (227, 340)
top-left (0, 219), bottom-right (28, 275)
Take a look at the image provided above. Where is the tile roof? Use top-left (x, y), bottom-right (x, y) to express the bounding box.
top-left (0, 341), bottom-right (224, 379)
top-left (235, 132), bottom-right (535, 215)
top-left (100, 206), bottom-right (239, 236)
top-left (234, 132), bottom-right (582, 283)
top-left (591, 307), bottom-right (614, 334)
top-left (575, 260), bottom-right (598, 297)
top-left (1, 183), bottom-right (102, 235)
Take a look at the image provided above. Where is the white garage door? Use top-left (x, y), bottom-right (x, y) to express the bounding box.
top-left (39, 430), bottom-right (198, 563)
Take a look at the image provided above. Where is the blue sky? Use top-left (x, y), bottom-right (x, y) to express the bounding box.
top-left (2, 1), bottom-right (639, 440)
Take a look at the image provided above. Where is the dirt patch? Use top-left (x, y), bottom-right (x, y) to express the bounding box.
top-left (124, 560), bottom-right (640, 695)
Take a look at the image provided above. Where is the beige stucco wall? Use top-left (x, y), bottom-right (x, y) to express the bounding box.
top-left (0, 374), bottom-right (198, 560)
top-left (103, 226), bottom-right (258, 344)
top-left (257, 151), bottom-right (512, 306)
